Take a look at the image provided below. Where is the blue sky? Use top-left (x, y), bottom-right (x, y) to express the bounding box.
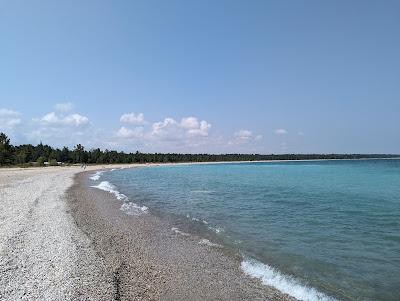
top-left (1, 0), bottom-right (399, 153)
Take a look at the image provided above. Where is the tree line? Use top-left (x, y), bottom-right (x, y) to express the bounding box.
top-left (0, 132), bottom-right (398, 166)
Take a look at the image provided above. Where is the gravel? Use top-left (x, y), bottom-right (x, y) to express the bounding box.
top-left (0, 167), bottom-right (114, 300)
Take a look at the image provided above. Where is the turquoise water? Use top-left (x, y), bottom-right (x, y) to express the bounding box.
top-left (96, 159), bottom-right (400, 301)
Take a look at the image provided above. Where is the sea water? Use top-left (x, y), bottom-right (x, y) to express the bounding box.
top-left (92, 159), bottom-right (400, 301)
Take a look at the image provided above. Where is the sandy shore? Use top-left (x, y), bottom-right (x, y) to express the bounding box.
top-left (0, 165), bottom-right (294, 300)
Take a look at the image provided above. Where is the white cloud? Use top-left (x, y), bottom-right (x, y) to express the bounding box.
top-left (229, 130), bottom-right (264, 148)
top-left (116, 126), bottom-right (144, 138)
top-left (40, 112), bottom-right (58, 124)
top-left (180, 117), bottom-right (199, 130)
top-left (114, 115), bottom-right (213, 153)
top-left (120, 112), bottom-right (145, 125)
top-left (0, 108), bottom-right (21, 130)
top-left (151, 117), bottom-right (179, 139)
top-left (64, 114), bottom-right (89, 126)
top-left (6, 106), bottom-right (267, 153)
top-left (234, 129), bottom-right (253, 140)
top-left (181, 117), bottom-right (211, 137)
top-left (38, 112), bottom-right (89, 127)
top-left (275, 128), bottom-right (288, 135)
top-left (54, 102), bottom-right (73, 112)
top-left (26, 109), bottom-right (92, 147)
top-left (298, 131), bottom-right (304, 136)
top-left (149, 116), bottom-right (211, 140)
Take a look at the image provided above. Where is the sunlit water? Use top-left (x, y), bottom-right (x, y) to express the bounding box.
top-left (93, 159), bottom-right (400, 301)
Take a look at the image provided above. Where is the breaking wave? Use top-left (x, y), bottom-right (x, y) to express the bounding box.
top-left (91, 181), bottom-right (148, 215)
top-left (241, 258), bottom-right (337, 301)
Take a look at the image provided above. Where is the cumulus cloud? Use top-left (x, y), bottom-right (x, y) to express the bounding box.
top-left (4, 105), bottom-right (267, 153)
top-left (38, 112), bottom-right (89, 127)
top-left (180, 117), bottom-right (199, 130)
top-left (120, 113), bottom-right (145, 125)
top-left (149, 117), bottom-right (211, 140)
top-left (229, 130), bottom-right (264, 148)
top-left (25, 108), bottom-right (93, 147)
top-left (54, 102), bottom-right (73, 112)
top-left (234, 129), bottom-right (253, 140)
top-left (114, 115), bottom-right (213, 153)
top-left (0, 108), bottom-right (22, 130)
top-left (63, 114), bottom-right (89, 126)
top-left (275, 128), bottom-right (288, 135)
top-left (116, 126), bottom-right (144, 138)
top-left (181, 117), bottom-right (211, 137)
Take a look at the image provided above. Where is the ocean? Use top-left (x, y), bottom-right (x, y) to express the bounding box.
top-left (90, 159), bottom-right (400, 301)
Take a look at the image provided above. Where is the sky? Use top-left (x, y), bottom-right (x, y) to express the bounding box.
top-left (1, 0), bottom-right (399, 154)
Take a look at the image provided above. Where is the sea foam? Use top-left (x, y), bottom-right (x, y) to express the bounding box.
top-left (171, 227), bottom-right (190, 236)
top-left (120, 202), bottom-right (148, 216)
top-left (91, 181), bottom-right (148, 215)
top-left (198, 239), bottom-right (222, 248)
top-left (89, 171), bottom-right (105, 181)
top-left (241, 258), bottom-right (336, 301)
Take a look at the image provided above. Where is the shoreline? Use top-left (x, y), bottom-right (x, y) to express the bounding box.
top-left (67, 171), bottom-right (296, 300)
top-left (2, 159), bottom-right (396, 299)
top-left (88, 164), bottom-right (341, 301)
top-left (1, 155), bottom-right (398, 171)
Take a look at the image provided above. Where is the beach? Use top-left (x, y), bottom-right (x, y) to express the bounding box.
top-left (0, 165), bottom-right (294, 300)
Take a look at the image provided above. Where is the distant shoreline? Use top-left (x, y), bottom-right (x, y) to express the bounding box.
top-left (2, 156), bottom-right (399, 170)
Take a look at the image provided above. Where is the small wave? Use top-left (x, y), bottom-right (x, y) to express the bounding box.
top-left (208, 225), bottom-right (224, 234)
top-left (191, 190), bottom-right (214, 194)
top-left (186, 214), bottom-right (201, 222)
top-left (171, 227), bottom-right (190, 237)
top-left (120, 202), bottom-right (148, 216)
top-left (241, 258), bottom-right (336, 301)
top-left (91, 181), bottom-right (148, 215)
top-left (90, 171), bottom-right (105, 181)
top-left (198, 239), bottom-right (222, 248)
top-left (91, 181), bottom-right (128, 201)
top-left (186, 214), bottom-right (209, 225)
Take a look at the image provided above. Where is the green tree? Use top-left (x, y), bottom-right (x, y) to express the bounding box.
top-left (0, 132), bottom-right (12, 166)
top-left (15, 150), bottom-right (27, 165)
top-left (73, 144), bottom-right (87, 163)
top-left (36, 156), bottom-right (46, 166)
top-left (49, 159), bottom-right (58, 166)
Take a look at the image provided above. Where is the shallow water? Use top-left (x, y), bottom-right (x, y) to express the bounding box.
top-left (94, 159), bottom-right (400, 301)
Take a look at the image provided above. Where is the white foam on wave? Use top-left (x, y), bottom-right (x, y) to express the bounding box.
top-left (120, 202), bottom-right (148, 216)
top-left (171, 227), bottom-right (190, 237)
top-left (186, 214), bottom-right (200, 222)
top-left (186, 214), bottom-right (209, 225)
top-left (208, 225), bottom-right (224, 234)
top-left (91, 181), bottom-right (148, 216)
top-left (241, 258), bottom-right (337, 301)
top-left (198, 239), bottom-right (222, 248)
top-left (90, 171), bottom-right (105, 181)
top-left (191, 190), bottom-right (214, 194)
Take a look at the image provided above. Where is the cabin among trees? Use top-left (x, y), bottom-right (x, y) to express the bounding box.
top-left (0, 132), bottom-right (398, 167)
